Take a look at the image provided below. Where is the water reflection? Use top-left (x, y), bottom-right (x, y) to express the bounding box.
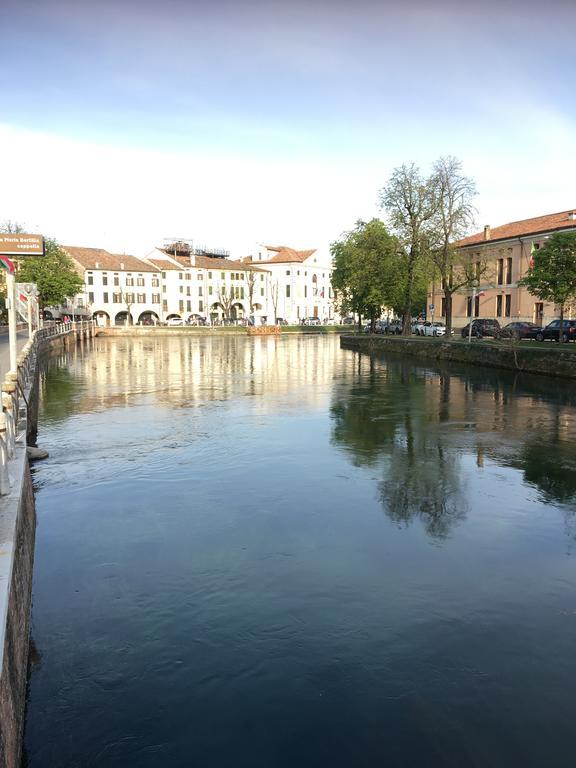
top-left (331, 350), bottom-right (576, 535)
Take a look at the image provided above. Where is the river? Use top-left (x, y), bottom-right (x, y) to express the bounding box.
top-left (23, 334), bottom-right (576, 767)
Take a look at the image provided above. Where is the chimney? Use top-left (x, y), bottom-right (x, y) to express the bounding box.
top-left (95, 261), bottom-right (100, 269)
top-left (191, 252), bottom-right (196, 267)
top-left (483, 225), bottom-right (491, 241)
top-left (120, 262), bottom-right (125, 270)
top-left (568, 212), bottom-right (576, 221)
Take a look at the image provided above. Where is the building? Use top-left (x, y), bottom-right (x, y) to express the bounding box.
top-left (429, 209), bottom-right (576, 327)
top-left (144, 246), bottom-right (271, 323)
top-left (60, 244), bottom-right (271, 326)
top-left (63, 246), bottom-right (161, 326)
top-left (243, 244), bottom-right (336, 323)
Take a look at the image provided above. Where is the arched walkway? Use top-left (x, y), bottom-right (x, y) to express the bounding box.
top-left (93, 310), bottom-right (110, 327)
top-left (115, 311), bottom-right (132, 326)
top-left (138, 311), bottom-right (159, 326)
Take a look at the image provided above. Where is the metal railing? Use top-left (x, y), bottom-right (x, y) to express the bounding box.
top-left (0, 320), bottom-right (93, 495)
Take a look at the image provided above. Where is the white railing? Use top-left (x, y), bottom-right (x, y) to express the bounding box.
top-left (0, 320), bottom-right (93, 495)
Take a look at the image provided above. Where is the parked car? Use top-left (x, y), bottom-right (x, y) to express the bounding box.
top-left (384, 320), bottom-right (403, 335)
top-left (461, 319), bottom-right (501, 338)
top-left (497, 321), bottom-right (539, 340)
top-left (529, 319), bottom-right (576, 342)
top-left (304, 317), bottom-right (322, 326)
top-left (363, 320), bottom-right (387, 334)
top-left (415, 321), bottom-right (447, 337)
top-left (342, 317), bottom-right (355, 325)
top-left (166, 317), bottom-right (184, 326)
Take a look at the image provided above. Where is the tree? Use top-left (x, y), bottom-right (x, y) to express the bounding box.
top-left (379, 164), bottom-right (437, 335)
top-left (428, 156), bottom-right (479, 334)
top-left (245, 269), bottom-right (257, 313)
top-left (331, 219), bottom-right (403, 330)
top-left (0, 220), bottom-right (25, 234)
top-left (16, 238), bottom-right (84, 309)
top-left (519, 232), bottom-right (576, 342)
top-left (217, 283), bottom-right (234, 319)
top-left (270, 281), bottom-right (279, 322)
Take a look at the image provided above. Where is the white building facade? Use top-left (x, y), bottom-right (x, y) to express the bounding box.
top-left (244, 245), bottom-right (336, 323)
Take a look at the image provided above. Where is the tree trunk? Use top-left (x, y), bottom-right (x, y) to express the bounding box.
top-left (402, 255), bottom-right (415, 336)
top-left (559, 304), bottom-right (565, 343)
top-left (444, 289), bottom-right (453, 335)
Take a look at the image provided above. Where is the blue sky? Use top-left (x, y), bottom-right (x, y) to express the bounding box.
top-left (1, 0), bottom-right (575, 256)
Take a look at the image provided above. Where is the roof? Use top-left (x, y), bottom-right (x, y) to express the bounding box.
top-left (64, 246), bottom-right (156, 272)
top-left (457, 210), bottom-right (576, 247)
top-left (171, 254), bottom-right (269, 272)
top-left (259, 245), bottom-right (317, 264)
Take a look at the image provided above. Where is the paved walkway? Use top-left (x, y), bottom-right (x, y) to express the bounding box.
top-left (0, 330), bottom-right (31, 382)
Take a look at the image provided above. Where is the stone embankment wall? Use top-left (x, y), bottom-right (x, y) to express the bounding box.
top-left (0, 323), bottom-right (94, 768)
top-left (341, 335), bottom-right (576, 379)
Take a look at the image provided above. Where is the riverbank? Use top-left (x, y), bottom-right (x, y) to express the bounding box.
top-left (95, 325), bottom-right (349, 337)
top-left (341, 334), bottom-right (576, 379)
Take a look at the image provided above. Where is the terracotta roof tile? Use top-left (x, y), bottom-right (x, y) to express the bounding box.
top-left (64, 246), bottom-right (156, 272)
top-left (259, 246), bottom-right (317, 264)
top-left (457, 210), bottom-right (576, 247)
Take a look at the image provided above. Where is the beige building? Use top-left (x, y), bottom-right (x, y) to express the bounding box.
top-left (429, 209), bottom-right (576, 327)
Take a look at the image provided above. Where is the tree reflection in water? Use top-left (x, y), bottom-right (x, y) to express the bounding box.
top-left (330, 353), bottom-right (468, 540)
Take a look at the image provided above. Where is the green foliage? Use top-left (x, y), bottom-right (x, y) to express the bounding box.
top-left (519, 232), bottom-right (576, 308)
top-left (17, 238), bottom-right (84, 308)
top-left (331, 219), bottom-right (403, 321)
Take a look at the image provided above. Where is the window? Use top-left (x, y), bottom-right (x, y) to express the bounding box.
top-left (137, 277), bottom-right (145, 287)
top-left (113, 293), bottom-right (122, 303)
top-left (475, 295), bottom-right (480, 317)
top-left (240, 287), bottom-right (244, 299)
top-left (186, 286), bottom-right (190, 296)
top-left (304, 286), bottom-right (308, 298)
top-left (286, 285), bottom-right (291, 298)
top-left (125, 293), bottom-right (134, 303)
top-left (497, 259), bottom-right (503, 285)
top-left (260, 288), bottom-right (264, 296)
top-left (179, 285), bottom-right (183, 293)
top-left (466, 297), bottom-right (472, 317)
top-left (103, 292), bottom-right (109, 303)
top-left (209, 286), bottom-right (213, 295)
top-left (161, 272), bottom-right (166, 279)
top-left (506, 257), bottom-right (512, 284)
top-left (179, 300), bottom-right (184, 312)
top-left (505, 294), bottom-right (511, 317)
top-left (152, 276), bottom-right (159, 287)
top-left (162, 300), bottom-right (168, 311)
top-left (102, 275), bottom-right (108, 286)
top-left (286, 270), bottom-right (290, 276)
top-left (197, 273), bottom-right (202, 280)
top-left (178, 272), bottom-right (183, 280)
top-left (240, 273), bottom-right (244, 280)
top-left (186, 300), bottom-right (191, 312)
top-left (125, 277), bottom-right (134, 286)
top-left (208, 272), bottom-right (212, 279)
top-left (152, 294), bottom-right (160, 304)
top-left (260, 274), bottom-right (264, 281)
top-left (496, 295), bottom-right (503, 317)
top-left (137, 293), bottom-right (146, 303)
top-left (199, 301), bottom-right (203, 312)
top-left (87, 274), bottom-right (94, 285)
top-left (162, 285), bottom-right (166, 293)
top-left (88, 292), bottom-right (94, 303)
top-left (198, 287), bottom-right (203, 296)
top-left (441, 297), bottom-right (446, 316)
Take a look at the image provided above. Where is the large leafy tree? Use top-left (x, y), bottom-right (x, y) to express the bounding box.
top-left (17, 238), bottom-right (84, 308)
top-left (379, 164), bottom-right (436, 335)
top-left (428, 156), bottom-right (479, 334)
top-left (331, 219), bottom-right (402, 330)
top-left (519, 232), bottom-right (576, 341)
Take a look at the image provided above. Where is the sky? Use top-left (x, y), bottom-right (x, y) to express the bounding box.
top-left (1, 0), bottom-right (575, 258)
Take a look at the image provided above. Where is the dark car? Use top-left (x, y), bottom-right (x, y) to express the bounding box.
top-left (342, 317), bottom-right (355, 325)
top-left (461, 319), bottom-right (501, 338)
top-left (531, 319), bottom-right (576, 343)
top-left (497, 321), bottom-right (539, 340)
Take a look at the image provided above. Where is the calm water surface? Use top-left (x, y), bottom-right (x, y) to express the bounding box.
top-left (23, 335), bottom-right (576, 767)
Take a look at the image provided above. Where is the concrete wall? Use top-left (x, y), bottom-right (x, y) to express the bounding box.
top-left (341, 335), bottom-right (576, 380)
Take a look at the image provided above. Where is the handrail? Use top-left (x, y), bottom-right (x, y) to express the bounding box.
top-left (0, 320), bottom-right (94, 494)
